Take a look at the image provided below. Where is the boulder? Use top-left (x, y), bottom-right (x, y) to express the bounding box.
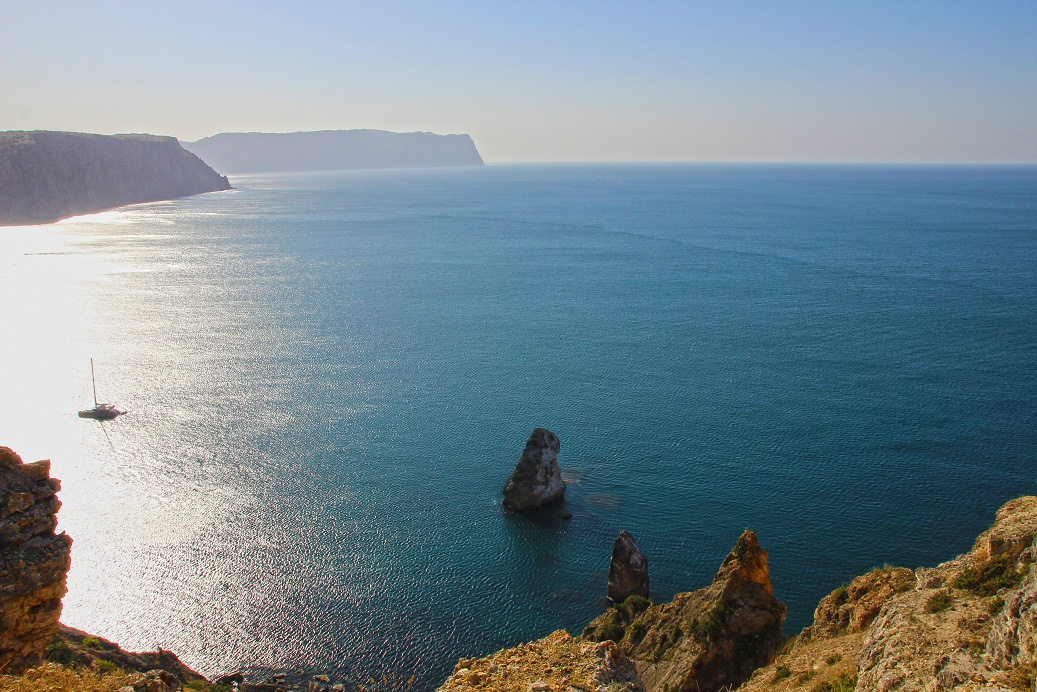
top-left (608, 530), bottom-right (650, 603)
top-left (502, 429), bottom-right (565, 511)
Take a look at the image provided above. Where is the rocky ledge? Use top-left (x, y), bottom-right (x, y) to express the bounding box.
top-left (739, 495), bottom-right (1037, 691)
top-left (438, 629), bottom-right (643, 692)
top-left (0, 130), bottom-right (231, 225)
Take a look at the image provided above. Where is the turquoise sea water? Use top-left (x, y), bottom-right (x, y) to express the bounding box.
top-left (1, 164), bottom-right (1035, 688)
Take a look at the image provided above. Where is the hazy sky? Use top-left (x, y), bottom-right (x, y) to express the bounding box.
top-left (2, 1), bottom-right (1035, 163)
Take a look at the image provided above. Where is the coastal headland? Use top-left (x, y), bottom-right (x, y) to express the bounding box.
top-left (0, 131), bottom-right (232, 226)
top-left (183, 129), bottom-right (485, 174)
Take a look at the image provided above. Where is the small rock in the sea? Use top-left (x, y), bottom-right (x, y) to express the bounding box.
top-left (215, 671), bottom-right (244, 685)
top-left (558, 510), bottom-right (573, 520)
top-left (607, 530), bottom-right (649, 603)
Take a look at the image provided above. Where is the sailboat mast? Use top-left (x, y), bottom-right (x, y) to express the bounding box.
top-left (91, 358), bottom-right (98, 405)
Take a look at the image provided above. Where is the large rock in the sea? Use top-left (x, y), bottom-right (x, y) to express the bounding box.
top-left (0, 130), bottom-right (232, 225)
top-left (0, 446), bottom-right (72, 674)
top-left (584, 530), bottom-right (785, 692)
top-left (438, 629), bottom-right (643, 691)
top-left (184, 129), bottom-right (485, 174)
top-left (609, 530), bottom-right (650, 603)
top-left (502, 429), bottom-right (565, 511)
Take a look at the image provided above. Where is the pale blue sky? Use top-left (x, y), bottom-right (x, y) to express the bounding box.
top-left (1, 1), bottom-right (1035, 162)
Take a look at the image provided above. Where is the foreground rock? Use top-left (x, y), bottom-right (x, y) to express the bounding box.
top-left (0, 131), bottom-right (232, 225)
top-left (45, 624), bottom-right (208, 685)
top-left (0, 446), bottom-right (71, 674)
top-left (609, 530), bottom-right (650, 603)
top-left (740, 495), bottom-right (1037, 692)
top-left (438, 629), bottom-right (643, 691)
top-left (502, 429), bottom-right (565, 511)
top-left (584, 530), bottom-right (786, 692)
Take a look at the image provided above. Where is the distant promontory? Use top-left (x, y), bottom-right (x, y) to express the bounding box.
top-left (0, 131), bottom-right (232, 226)
top-left (182, 129), bottom-right (485, 174)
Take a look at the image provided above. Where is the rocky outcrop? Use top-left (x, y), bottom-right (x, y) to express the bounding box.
top-left (437, 629), bottom-right (643, 692)
top-left (0, 130), bottom-right (232, 225)
top-left (184, 129), bottom-right (485, 174)
top-left (584, 531), bottom-right (786, 692)
top-left (609, 530), bottom-right (650, 604)
top-left (47, 625), bottom-right (208, 685)
top-left (740, 495), bottom-right (1037, 692)
top-left (801, 565), bottom-right (916, 640)
top-left (0, 446), bottom-right (71, 674)
top-left (502, 429), bottom-right (565, 511)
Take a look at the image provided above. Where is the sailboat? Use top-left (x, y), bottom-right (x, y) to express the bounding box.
top-left (78, 358), bottom-right (125, 420)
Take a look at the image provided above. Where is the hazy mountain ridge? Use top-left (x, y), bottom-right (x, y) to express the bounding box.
top-left (183, 129), bottom-right (485, 174)
top-left (0, 131), bottom-right (231, 226)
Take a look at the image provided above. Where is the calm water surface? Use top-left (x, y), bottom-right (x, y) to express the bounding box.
top-left (1, 164), bottom-right (1034, 688)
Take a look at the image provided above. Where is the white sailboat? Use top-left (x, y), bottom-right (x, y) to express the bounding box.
top-left (78, 358), bottom-right (124, 420)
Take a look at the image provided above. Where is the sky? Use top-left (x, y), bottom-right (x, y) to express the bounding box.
top-left (1, 1), bottom-right (1035, 163)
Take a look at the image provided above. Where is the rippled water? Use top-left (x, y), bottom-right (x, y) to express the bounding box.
top-left (1, 164), bottom-right (1035, 688)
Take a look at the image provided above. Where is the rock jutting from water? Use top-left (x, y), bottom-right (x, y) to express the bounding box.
top-left (608, 530), bottom-right (650, 603)
top-left (502, 428), bottom-right (565, 511)
top-left (584, 530), bottom-right (786, 692)
top-left (0, 446), bottom-right (72, 674)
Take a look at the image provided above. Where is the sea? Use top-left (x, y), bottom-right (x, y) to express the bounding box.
top-left (1, 163), bottom-right (1035, 689)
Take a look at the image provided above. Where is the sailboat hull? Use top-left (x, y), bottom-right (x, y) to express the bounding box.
top-left (79, 405), bottom-right (123, 420)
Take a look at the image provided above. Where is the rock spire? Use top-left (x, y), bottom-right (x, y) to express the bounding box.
top-left (608, 530), bottom-right (650, 603)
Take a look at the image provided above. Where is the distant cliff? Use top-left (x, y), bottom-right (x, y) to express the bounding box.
top-left (183, 129), bottom-right (485, 174)
top-left (0, 131), bottom-right (232, 226)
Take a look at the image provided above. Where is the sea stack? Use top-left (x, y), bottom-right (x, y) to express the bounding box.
top-left (502, 429), bottom-right (565, 511)
top-left (0, 446), bottom-right (72, 674)
top-left (608, 530), bottom-right (650, 603)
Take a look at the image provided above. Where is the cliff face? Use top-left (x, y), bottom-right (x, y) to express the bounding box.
top-left (739, 495), bottom-right (1037, 692)
top-left (183, 129), bottom-right (485, 174)
top-left (0, 446), bottom-right (71, 674)
top-left (0, 131), bottom-right (232, 225)
top-left (584, 531), bottom-right (786, 692)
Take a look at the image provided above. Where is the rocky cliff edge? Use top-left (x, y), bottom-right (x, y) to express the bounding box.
top-left (0, 131), bottom-right (231, 225)
top-left (739, 495), bottom-right (1037, 692)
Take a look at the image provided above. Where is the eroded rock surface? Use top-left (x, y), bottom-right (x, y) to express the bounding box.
top-left (438, 629), bottom-right (642, 692)
top-left (741, 495), bottom-right (1037, 692)
top-left (502, 429), bottom-right (565, 511)
top-left (584, 530), bottom-right (785, 692)
top-left (803, 565), bottom-right (916, 640)
top-left (609, 530), bottom-right (650, 604)
top-left (0, 446), bottom-right (72, 674)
